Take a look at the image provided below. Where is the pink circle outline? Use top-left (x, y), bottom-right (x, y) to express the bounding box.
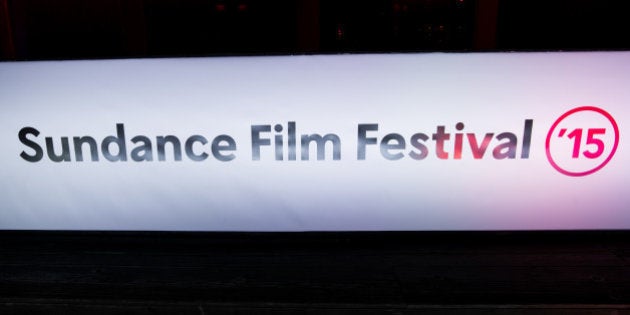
top-left (545, 106), bottom-right (619, 177)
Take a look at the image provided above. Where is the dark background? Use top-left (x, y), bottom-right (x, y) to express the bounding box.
top-left (2, 0), bottom-right (630, 61)
top-left (1, 0), bottom-right (630, 314)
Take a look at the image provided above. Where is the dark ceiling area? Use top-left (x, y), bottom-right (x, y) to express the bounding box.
top-left (1, 0), bottom-right (630, 61)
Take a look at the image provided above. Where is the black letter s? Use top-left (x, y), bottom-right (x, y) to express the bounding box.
top-left (19, 127), bottom-right (44, 162)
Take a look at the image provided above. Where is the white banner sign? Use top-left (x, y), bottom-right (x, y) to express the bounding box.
top-left (1, 52), bottom-right (629, 231)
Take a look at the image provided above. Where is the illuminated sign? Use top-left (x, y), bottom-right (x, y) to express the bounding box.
top-left (1, 52), bottom-right (628, 231)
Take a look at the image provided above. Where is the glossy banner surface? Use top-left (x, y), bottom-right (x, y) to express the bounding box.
top-left (1, 52), bottom-right (628, 231)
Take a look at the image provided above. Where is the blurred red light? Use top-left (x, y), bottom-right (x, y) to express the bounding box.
top-left (336, 24), bottom-right (344, 39)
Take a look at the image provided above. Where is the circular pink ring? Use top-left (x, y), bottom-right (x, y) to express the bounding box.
top-left (545, 106), bottom-right (619, 177)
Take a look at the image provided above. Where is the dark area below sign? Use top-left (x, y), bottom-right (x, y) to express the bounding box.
top-left (1, 231), bottom-right (630, 313)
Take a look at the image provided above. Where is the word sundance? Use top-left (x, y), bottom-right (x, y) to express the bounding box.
top-left (18, 124), bottom-right (236, 162)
